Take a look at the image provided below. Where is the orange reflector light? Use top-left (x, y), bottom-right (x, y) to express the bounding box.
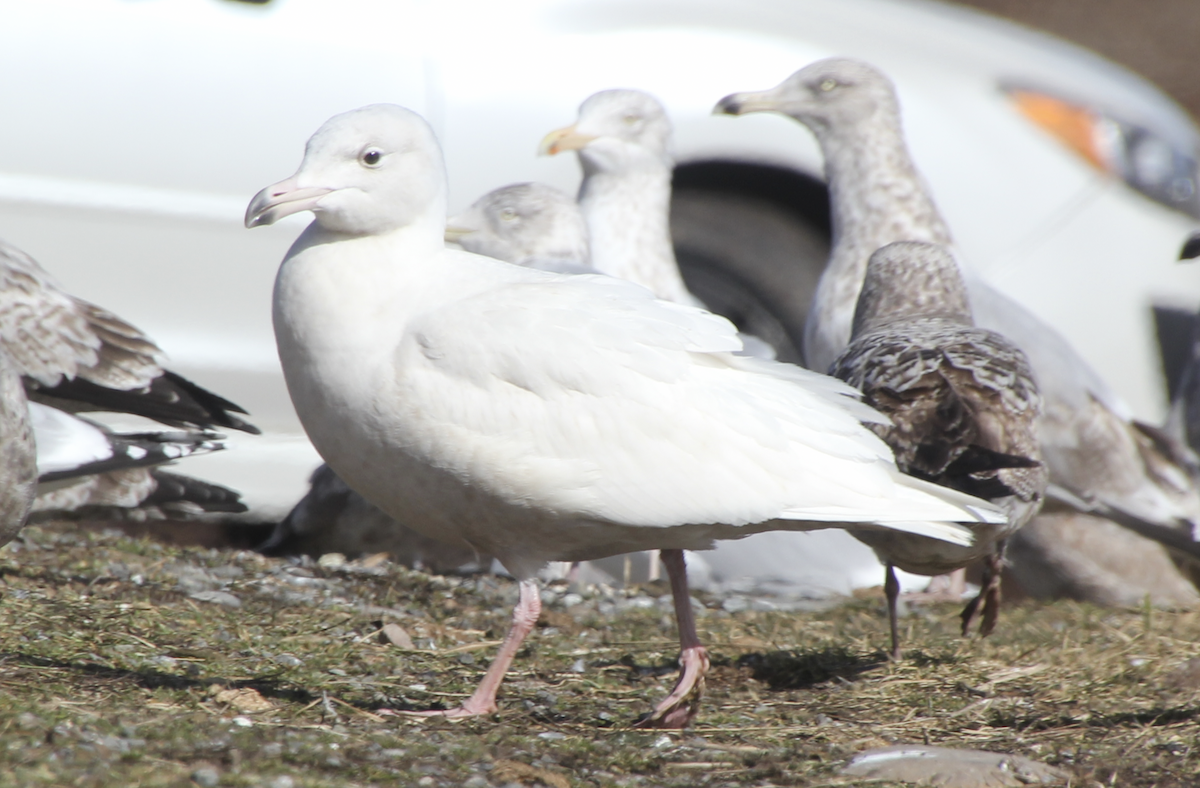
top-left (1008, 89), bottom-right (1109, 171)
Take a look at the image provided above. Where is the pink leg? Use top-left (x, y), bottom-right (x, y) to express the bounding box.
top-left (633, 549), bottom-right (709, 729)
top-left (402, 578), bottom-right (541, 719)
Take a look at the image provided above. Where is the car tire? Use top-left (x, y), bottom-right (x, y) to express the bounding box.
top-left (670, 189), bottom-right (829, 366)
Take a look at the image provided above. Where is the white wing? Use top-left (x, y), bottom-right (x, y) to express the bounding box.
top-left (395, 268), bottom-right (995, 531)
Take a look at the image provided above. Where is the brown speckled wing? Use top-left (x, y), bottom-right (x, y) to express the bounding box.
top-left (0, 239), bottom-right (163, 390)
top-left (833, 318), bottom-right (1045, 507)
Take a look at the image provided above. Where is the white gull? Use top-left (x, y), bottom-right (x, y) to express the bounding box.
top-left (245, 103), bottom-right (1004, 727)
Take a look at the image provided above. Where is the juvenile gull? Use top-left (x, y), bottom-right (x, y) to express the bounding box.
top-left (831, 242), bottom-right (1046, 657)
top-left (29, 403), bottom-right (245, 519)
top-left (0, 238), bottom-right (259, 434)
top-left (246, 104), bottom-right (1004, 727)
top-left (0, 237), bottom-right (253, 519)
top-left (717, 58), bottom-right (1200, 602)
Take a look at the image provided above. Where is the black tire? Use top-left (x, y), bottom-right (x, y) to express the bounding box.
top-left (670, 189), bottom-right (829, 366)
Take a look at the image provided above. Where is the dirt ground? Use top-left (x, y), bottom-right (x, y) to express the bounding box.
top-left (2, 521), bottom-right (1199, 787)
top-left (950, 0), bottom-right (1200, 120)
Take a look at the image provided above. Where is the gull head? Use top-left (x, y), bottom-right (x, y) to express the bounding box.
top-left (851, 241), bottom-right (973, 338)
top-left (714, 58), bottom-right (899, 136)
top-left (445, 182), bottom-right (590, 266)
top-left (538, 89), bottom-right (672, 171)
top-left (246, 104), bottom-right (447, 237)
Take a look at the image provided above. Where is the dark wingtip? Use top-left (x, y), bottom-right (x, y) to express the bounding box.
top-left (712, 94), bottom-right (741, 116)
top-left (1181, 233), bottom-right (1200, 261)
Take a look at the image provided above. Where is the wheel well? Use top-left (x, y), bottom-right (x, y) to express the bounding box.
top-left (672, 160), bottom-right (831, 239)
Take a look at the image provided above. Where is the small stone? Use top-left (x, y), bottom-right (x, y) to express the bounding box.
top-left (538, 731), bottom-right (566, 741)
top-left (380, 623), bottom-right (415, 649)
top-left (213, 687), bottom-right (274, 714)
top-left (458, 653), bottom-right (476, 665)
top-left (328, 668), bottom-right (347, 677)
top-left (462, 776), bottom-right (491, 788)
top-left (191, 766), bottom-right (220, 787)
top-left (569, 659), bottom-right (586, 673)
top-left (274, 654), bottom-right (303, 668)
top-left (189, 591), bottom-right (242, 608)
top-left (318, 553), bottom-right (346, 568)
top-left (261, 742), bottom-right (283, 759)
top-left (561, 593), bottom-right (584, 607)
top-left (842, 744), bottom-right (1071, 786)
top-left (15, 713), bottom-right (41, 731)
top-left (265, 777), bottom-right (294, 788)
top-left (417, 777), bottom-right (435, 787)
top-left (232, 716), bottom-right (254, 727)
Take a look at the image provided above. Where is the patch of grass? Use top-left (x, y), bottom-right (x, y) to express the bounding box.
top-left (2, 520), bottom-right (1200, 786)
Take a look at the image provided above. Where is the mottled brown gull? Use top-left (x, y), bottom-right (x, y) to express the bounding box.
top-left (29, 402), bottom-right (244, 519)
top-left (246, 103), bottom-right (1004, 727)
top-left (831, 241), bottom-right (1046, 657)
top-left (717, 58), bottom-right (1200, 603)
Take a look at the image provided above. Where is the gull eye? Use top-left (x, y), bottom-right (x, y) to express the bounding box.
top-left (623, 114), bottom-right (640, 126)
top-left (499, 208), bottom-right (518, 221)
top-left (819, 79), bottom-right (838, 92)
top-left (361, 148), bottom-right (384, 167)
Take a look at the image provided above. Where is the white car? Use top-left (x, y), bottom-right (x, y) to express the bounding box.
top-left (1, 0), bottom-right (1197, 525)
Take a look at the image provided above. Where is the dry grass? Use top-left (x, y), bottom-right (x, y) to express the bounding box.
top-left (1, 520), bottom-right (1199, 787)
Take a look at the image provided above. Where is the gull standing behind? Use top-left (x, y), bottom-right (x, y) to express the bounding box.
top-left (540, 88), bottom-right (777, 361)
top-left (716, 58), bottom-right (1200, 606)
top-left (831, 242), bottom-right (1046, 658)
top-left (246, 103), bottom-right (1005, 728)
